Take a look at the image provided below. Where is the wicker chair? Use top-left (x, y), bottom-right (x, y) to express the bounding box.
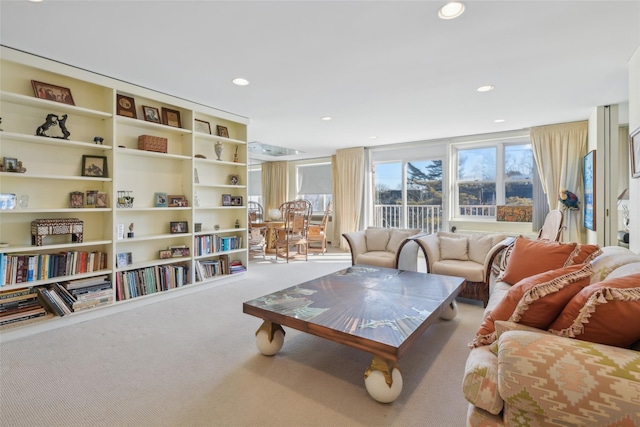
top-left (274, 200), bottom-right (312, 262)
top-left (308, 201), bottom-right (332, 254)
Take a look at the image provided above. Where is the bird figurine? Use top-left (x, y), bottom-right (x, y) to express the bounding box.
top-left (558, 188), bottom-right (579, 210)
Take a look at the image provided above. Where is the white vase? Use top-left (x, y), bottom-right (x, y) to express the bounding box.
top-left (215, 141), bottom-right (223, 160)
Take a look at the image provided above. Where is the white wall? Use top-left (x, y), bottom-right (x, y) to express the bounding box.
top-left (629, 46), bottom-right (640, 253)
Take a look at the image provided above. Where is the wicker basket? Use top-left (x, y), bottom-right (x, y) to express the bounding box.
top-left (138, 135), bottom-right (168, 153)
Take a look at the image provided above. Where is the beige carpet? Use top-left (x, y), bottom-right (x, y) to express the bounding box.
top-left (0, 250), bottom-right (483, 427)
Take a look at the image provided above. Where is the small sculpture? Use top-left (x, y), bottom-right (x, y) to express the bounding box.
top-left (35, 113), bottom-right (71, 139)
top-left (558, 188), bottom-right (579, 210)
top-left (128, 223), bottom-right (134, 238)
top-left (215, 141), bottom-right (223, 160)
top-left (16, 161), bottom-right (26, 173)
top-left (235, 219), bottom-right (240, 228)
top-left (93, 136), bottom-right (104, 145)
top-left (57, 114), bottom-right (71, 139)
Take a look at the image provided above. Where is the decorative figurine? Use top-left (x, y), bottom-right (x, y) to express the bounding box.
top-left (15, 161), bottom-right (26, 173)
top-left (233, 146), bottom-right (239, 163)
top-left (117, 191), bottom-right (134, 208)
top-left (128, 223), bottom-right (134, 238)
top-left (235, 219), bottom-right (240, 228)
top-left (93, 136), bottom-right (104, 145)
top-left (215, 141), bottom-right (223, 160)
top-left (57, 114), bottom-right (70, 139)
top-left (35, 113), bottom-right (71, 139)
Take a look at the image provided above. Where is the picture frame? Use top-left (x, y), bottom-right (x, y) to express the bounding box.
top-left (216, 125), bottom-right (229, 138)
top-left (96, 192), bottom-right (108, 208)
top-left (81, 155), bottom-right (108, 177)
top-left (142, 105), bottom-right (161, 124)
top-left (154, 192), bottom-right (168, 207)
top-left (169, 246), bottom-right (190, 258)
top-left (229, 174), bottom-right (239, 185)
top-left (222, 194), bottom-right (232, 206)
top-left (0, 193), bottom-right (16, 210)
top-left (230, 196), bottom-right (243, 206)
top-left (116, 94), bottom-right (137, 118)
top-left (194, 119), bottom-right (212, 134)
top-left (630, 126), bottom-right (640, 179)
top-left (69, 191), bottom-right (84, 208)
top-left (85, 190), bottom-right (98, 207)
top-left (3, 157), bottom-right (17, 172)
top-left (31, 80), bottom-right (75, 105)
top-left (170, 221), bottom-right (189, 234)
top-left (116, 224), bottom-right (125, 240)
top-left (168, 194), bottom-right (187, 207)
top-left (583, 150), bottom-right (596, 231)
top-left (159, 250), bottom-right (173, 259)
top-left (162, 107), bottom-right (182, 128)
top-left (117, 252), bottom-right (133, 268)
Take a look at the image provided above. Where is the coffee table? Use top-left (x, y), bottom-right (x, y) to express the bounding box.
top-left (242, 265), bottom-right (465, 402)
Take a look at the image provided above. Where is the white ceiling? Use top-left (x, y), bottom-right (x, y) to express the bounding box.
top-left (1, 1), bottom-right (639, 161)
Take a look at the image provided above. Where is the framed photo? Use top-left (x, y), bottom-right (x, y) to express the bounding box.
top-left (168, 194), bottom-right (187, 207)
top-left (583, 150), bottom-right (596, 231)
top-left (116, 94), bottom-right (137, 118)
top-left (170, 221), bottom-right (189, 234)
top-left (159, 250), bottom-right (173, 259)
top-left (81, 155), bottom-right (108, 177)
top-left (117, 252), bottom-right (133, 268)
top-left (162, 107), bottom-right (182, 128)
top-left (230, 196), bottom-right (243, 206)
top-left (169, 246), bottom-right (190, 258)
top-left (96, 192), bottom-right (108, 208)
top-left (3, 157), bottom-right (17, 172)
top-left (630, 126), bottom-right (640, 179)
top-left (216, 125), bottom-right (229, 138)
top-left (116, 224), bottom-right (125, 240)
top-left (229, 174), bottom-right (239, 185)
top-left (142, 105), bottom-right (161, 123)
top-left (194, 119), bottom-right (212, 134)
top-left (85, 190), bottom-right (98, 207)
top-left (69, 191), bottom-right (84, 208)
top-left (31, 80), bottom-right (75, 105)
top-left (222, 194), bottom-right (232, 206)
top-left (154, 192), bottom-right (168, 207)
top-left (0, 193), bottom-right (16, 210)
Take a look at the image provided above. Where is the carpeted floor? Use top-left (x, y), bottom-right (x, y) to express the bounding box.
top-left (0, 250), bottom-right (483, 426)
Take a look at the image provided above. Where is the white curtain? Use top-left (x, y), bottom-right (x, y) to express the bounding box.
top-left (530, 121), bottom-right (588, 242)
top-left (332, 147), bottom-right (365, 251)
top-left (261, 161), bottom-right (288, 216)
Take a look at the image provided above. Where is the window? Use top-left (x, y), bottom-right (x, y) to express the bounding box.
top-left (296, 163), bottom-right (332, 214)
top-left (248, 166), bottom-right (262, 206)
top-left (455, 141), bottom-right (533, 218)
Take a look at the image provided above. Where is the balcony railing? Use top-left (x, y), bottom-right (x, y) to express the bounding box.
top-left (458, 205), bottom-right (496, 217)
top-left (373, 204), bottom-right (496, 233)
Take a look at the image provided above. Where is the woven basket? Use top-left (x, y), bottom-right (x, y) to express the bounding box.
top-left (138, 135), bottom-right (168, 153)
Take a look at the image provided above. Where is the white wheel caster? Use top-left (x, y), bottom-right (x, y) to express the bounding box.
top-left (440, 300), bottom-right (458, 320)
top-left (364, 367), bottom-right (403, 403)
top-left (255, 322), bottom-right (285, 356)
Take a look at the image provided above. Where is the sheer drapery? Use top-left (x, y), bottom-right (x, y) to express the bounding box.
top-left (530, 121), bottom-right (588, 242)
top-left (332, 147), bottom-right (365, 251)
top-left (261, 161), bottom-right (288, 216)
top-left (531, 160), bottom-right (548, 233)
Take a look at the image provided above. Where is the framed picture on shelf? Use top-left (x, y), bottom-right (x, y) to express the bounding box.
top-left (168, 194), bottom-right (187, 207)
top-left (142, 105), bottom-right (161, 124)
top-left (69, 191), bottom-right (84, 208)
top-left (162, 107), bottom-right (182, 128)
top-left (31, 80), bottom-right (75, 105)
top-left (3, 157), bottom-right (17, 172)
top-left (116, 252), bottom-right (133, 268)
top-left (0, 193), bottom-right (16, 210)
top-left (170, 246), bottom-right (190, 258)
top-left (96, 192), bottom-right (108, 208)
top-left (170, 221), bottom-right (189, 234)
top-left (154, 192), bottom-right (168, 207)
top-left (194, 119), bottom-right (212, 134)
top-left (159, 250), bottom-right (172, 259)
top-left (85, 190), bottom-right (98, 207)
top-left (81, 155), bottom-right (108, 177)
top-left (116, 94), bottom-right (137, 118)
top-left (116, 224), bottom-right (125, 240)
top-left (631, 126), bottom-right (640, 179)
top-left (230, 196), bottom-right (243, 206)
top-left (222, 194), bottom-right (232, 206)
top-left (229, 174), bottom-right (239, 185)
top-left (583, 150), bottom-right (596, 231)
top-left (216, 125), bottom-right (229, 138)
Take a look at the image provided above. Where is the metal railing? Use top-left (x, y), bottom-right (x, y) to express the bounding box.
top-left (458, 205), bottom-right (495, 217)
top-left (373, 205), bottom-right (443, 233)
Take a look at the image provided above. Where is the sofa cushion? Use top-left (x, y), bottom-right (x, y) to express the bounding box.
top-left (432, 260), bottom-right (485, 283)
top-left (461, 346), bottom-right (504, 415)
top-left (472, 263), bottom-right (593, 348)
top-left (548, 273), bottom-right (640, 348)
top-left (439, 235), bottom-right (468, 261)
top-left (489, 320), bottom-right (551, 355)
top-left (468, 234), bottom-right (494, 265)
top-left (386, 229), bottom-right (413, 254)
top-left (590, 252), bottom-right (640, 283)
top-left (605, 261), bottom-right (640, 280)
top-left (365, 228), bottom-right (390, 252)
top-left (499, 237), bottom-right (578, 285)
top-left (565, 243), bottom-right (602, 266)
top-left (355, 251), bottom-right (395, 269)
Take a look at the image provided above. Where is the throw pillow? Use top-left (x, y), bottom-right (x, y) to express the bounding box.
top-left (365, 228), bottom-right (390, 252)
top-left (548, 273), bottom-right (640, 348)
top-left (499, 237), bottom-right (578, 285)
top-left (565, 243), bottom-right (602, 266)
top-left (471, 263), bottom-right (594, 348)
top-left (386, 230), bottom-right (413, 254)
top-left (439, 235), bottom-right (468, 261)
top-left (468, 234), bottom-right (494, 265)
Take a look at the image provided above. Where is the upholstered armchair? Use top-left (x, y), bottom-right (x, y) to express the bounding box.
top-left (413, 232), bottom-right (512, 307)
top-left (342, 227), bottom-right (422, 271)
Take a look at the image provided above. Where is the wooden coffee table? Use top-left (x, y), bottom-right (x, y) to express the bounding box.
top-left (242, 265), bottom-right (465, 402)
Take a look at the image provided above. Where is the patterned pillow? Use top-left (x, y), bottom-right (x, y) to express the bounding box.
top-left (548, 273), bottom-right (640, 348)
top-left (499, 237), bottom-right (578, 285)
top-left (471, 263), bottom-right (593, 348)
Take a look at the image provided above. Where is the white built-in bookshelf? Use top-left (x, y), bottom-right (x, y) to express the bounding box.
top-left (0, 46), bottom-right (248, 334)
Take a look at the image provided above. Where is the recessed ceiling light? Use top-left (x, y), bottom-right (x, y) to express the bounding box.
top-left (438, 2), bottom-right (465, 20)
top-left (476, 85), bottom-right (495, 92)
top-left (494, 119), bottom-right (506, 123)
top-left (232, 78), bottom-right (249, 86)
top-left (321, 116), bottom-right (332, 121)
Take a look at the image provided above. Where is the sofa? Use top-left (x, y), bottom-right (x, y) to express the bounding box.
top-left (462, 240), bottom-right (640, 426)
top-left (342, 227), bottom-right (421, 271)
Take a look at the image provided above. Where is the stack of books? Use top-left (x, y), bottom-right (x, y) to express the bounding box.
top-left (229, 260), bottom-right (246, 274)
top-left (0, 288), bottom-right (47, 326)
top-left (38, 276), bottom-right (113, 316)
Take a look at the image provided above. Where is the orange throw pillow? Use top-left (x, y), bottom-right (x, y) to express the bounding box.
top-left (500, 237), bottom-right (577, 285)
top-left (471, 263), bottom-right (593, 348)
top-left (565, 243), bottom-right (602, 266)
top-left (548, 273), bottom-right (640, 348)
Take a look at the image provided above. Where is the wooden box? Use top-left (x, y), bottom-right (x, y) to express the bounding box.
top-left (138, 135), bottom-right (168, 153)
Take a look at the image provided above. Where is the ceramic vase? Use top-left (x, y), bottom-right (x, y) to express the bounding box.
top-left (215, 141), bottom-right (223, 160)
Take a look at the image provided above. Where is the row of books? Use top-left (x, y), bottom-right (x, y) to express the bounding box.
top-left (0, 288), bottom-right (47, 327)
top-left (38, 276), bottom-right (113, 316)
top-left (194, 256), bottom-right (246, 282)
top-left (115, 264), bottom-right (189, 301)
top-left (194, 235), bottom-right (243, 256)
top-left (229, 260), bottom-right (247, 274)
top-left (0, 251), bottom-right (108, 286)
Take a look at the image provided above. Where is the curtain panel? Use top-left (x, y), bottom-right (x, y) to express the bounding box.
top-left (530, 121), bottom-right (588, 242)
top-left (332, 147), bottom-right (365, 251)
top-left (261, 161), bottom-right (288, 215)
